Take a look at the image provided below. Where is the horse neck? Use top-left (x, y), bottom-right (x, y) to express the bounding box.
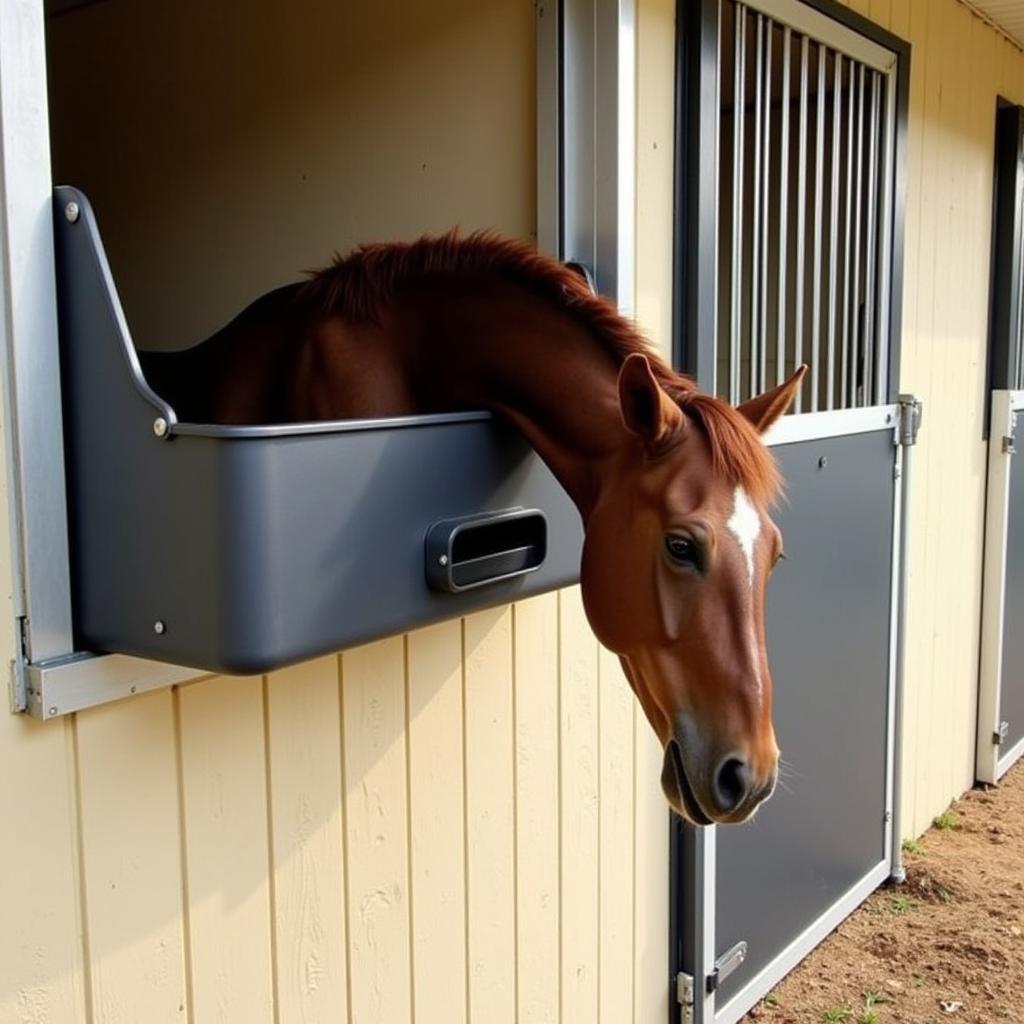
top-left (400, 281), bottom-right (631, 516)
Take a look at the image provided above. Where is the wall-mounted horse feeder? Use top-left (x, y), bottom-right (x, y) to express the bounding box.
top-left (53, 186), bottom-right (582, 674)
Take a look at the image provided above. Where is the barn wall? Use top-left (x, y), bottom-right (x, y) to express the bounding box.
top-left (837, 0), bottom-right (1024, 837)
top-left (0, 2), bottom-right (671, 1022)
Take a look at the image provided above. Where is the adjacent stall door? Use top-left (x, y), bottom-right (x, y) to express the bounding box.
top-left (978, 104), bottom-right (1024, 785)
top-left (673, 2), bottom-right (908, 1021)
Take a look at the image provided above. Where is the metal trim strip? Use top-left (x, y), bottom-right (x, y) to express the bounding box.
top-left (763, 404), bottom-right (899, 446)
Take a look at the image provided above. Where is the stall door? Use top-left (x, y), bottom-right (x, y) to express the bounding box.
top-left (672, 1), bottom-right (909, 1020)
top-left (978, 104), bottom-right (1024, 785)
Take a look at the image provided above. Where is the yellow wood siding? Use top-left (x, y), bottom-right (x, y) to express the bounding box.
top-left (0, 4), bottom-right (672, 1022)
top-left (7, 0), bottom-right (1021, 1020)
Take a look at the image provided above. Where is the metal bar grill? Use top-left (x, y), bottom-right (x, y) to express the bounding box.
top-left (776, 26), bottom-right (791, 387)
top-left (716, 0), bottom-right (898, 414)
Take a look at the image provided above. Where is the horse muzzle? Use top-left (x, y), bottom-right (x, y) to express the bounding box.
top-left (661, 735), bottom-right (778, 825)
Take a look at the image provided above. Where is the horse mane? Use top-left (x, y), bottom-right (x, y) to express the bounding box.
top-left (299, 229), bottom-right (780, 503)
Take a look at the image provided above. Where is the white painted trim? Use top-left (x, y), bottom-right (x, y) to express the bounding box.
top-left (884, 441), bottom-right (902, 859)
top-left (976, 390), bottom-right (1014, 785)
top-left (997, 733), bottom-right (1024, 781)
top-left (763, 404), bottom-right (899, 447)
top-left (740, 0), bottom-right (897, 72)
top-left (714, 860), bottom-right (890, 1024)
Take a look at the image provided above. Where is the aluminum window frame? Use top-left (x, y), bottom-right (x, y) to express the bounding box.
top-left (4, 0), bottom-right (635, 717)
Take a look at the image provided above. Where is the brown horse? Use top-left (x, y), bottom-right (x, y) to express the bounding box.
top-left (141, 231), bottom-right (804, 825)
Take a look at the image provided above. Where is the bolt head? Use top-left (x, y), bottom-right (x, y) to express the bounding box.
top-left (64, 201), bottom-right (80, 223)
top-left (153, 417), bottom-right (168, 438)
top-left (438, 554), bottom-right (449, 567)
top-left (153, 620), bottom-right (166, 635)
top-left (818, 455), bottom-right (828, 469)
top-left (48, 706), bottom-right (58, 716)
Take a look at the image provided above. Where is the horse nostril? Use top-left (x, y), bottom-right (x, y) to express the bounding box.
top-left (713, 756), bottom-right (752, 814)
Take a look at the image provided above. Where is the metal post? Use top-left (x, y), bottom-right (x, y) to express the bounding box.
top-left (864, 71), bottom-right (881, 405)
top-left (841, 59), bottom-right (855, 406)
top-left (852, 63), bottom-right (865, 406)
top-left (759, 18), bottom-right (773, 394)
top-left (730, 4), bottom-right (747, 405)
top-left (0, 0), bottom-right (75, 696)
top-left (811, 43), bottom-right (825, 411)
top-left (776, 26), bottom-right (791, 386)
top-left (827, 53), bottom-right (842, 411)
top-left (750, 14), bottom-right (763, 401)
top-left (794, 35), bottom-right (809, 412)
top-left (890, 393), bottom-right (923, 884)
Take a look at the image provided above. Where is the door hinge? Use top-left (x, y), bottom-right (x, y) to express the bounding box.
top-left (897, 394), bottom-right (923, 447)
top-left (1003, 435), bottom-right (1016, 455)
top-left (995, 721), bottom-right (1010, 745)
top-left (8, 615), bottom-right (29, 713)
top-left (677, 971), bottom-right (694, 1024)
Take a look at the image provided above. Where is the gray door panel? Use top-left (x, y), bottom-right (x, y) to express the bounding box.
top-left (714, 429), bottom-right (895, 1007)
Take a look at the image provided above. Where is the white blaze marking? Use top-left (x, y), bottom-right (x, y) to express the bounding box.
top-left (727, 485), bottom-right (760, 586)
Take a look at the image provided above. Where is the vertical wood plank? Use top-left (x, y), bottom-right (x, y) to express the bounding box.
top-left (266, 656), bottom-right (348, 1023)
top-left (633, 717), bottom-right (670, 1024)
top-left (559, 587), bottom-right (599, 1024)
top-left (464, 607), bottom-right (515, 1024)
top-left (178, 674), bottom-right (274, 1024)
top-left (513, 593), bottom-right (560, 1023)
top-left (406, 621), bottom-right (467, 1024)
top-left (598, 647), bottom-right (635, 1024)
top-left (0, 713), bottom-right (88, 1024)
top-left (341, 637), bottom-right (412, 1024)
top-left (75, 690), bottom-right (187, 1024)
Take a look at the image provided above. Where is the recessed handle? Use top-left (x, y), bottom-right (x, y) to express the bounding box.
top-left (425, 508), bottom-right (547, 593)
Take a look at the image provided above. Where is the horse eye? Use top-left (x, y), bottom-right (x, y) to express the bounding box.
top-left (665, 534), bottom-right (699, 568)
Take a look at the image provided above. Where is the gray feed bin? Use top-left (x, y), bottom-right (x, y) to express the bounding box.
top-left (52, 186), bottom-right (583, 674)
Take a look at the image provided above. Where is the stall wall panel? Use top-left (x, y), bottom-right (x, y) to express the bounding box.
top-left (0, 4), bottom-right (666, 1023)
top-left (892, 0), bottom-right (1024, 836)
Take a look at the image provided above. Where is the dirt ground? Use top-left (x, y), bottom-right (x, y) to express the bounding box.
top-left (743, 761), bottom-right (1024, 1024)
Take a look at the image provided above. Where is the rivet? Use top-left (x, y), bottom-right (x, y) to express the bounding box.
top-left (438, 554), bottom-right (449, 566)
top-left (153, 417), bottom-right (168, 438)
top-left (64, 201), bottom-right (80, 223)
top-left (129, 685), bottom-right (137, 694)
top-left (818, 456), bottom-right (828, 469)
top-left (153, 620), bottom-right (166, 635)
top-left (48, 706), bottom-right (58, 716)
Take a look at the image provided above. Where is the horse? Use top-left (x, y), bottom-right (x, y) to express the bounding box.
top-left (140, 231), bottom-right (804, 825)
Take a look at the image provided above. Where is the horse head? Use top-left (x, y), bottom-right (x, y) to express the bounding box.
top-left (581, 354), bottom-right (805, 824)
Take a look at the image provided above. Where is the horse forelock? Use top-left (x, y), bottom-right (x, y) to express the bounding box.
top-left (668, 388), bottom-right (782, 508)
top-left (299, 229), bottom-right (779, 504)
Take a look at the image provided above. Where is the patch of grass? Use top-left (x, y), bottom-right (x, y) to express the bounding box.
top-left (857, 1012), bottom-right (879, 1024)
top-left (933, 809), bottom-right (958, 830)
top-left (889, 894), bottom-right (915, 915)
top-left (901, 837), bottom-right (924, 854)
top-left (862, 990), bottom-right (892, 1007)
top-left (822, 1010), bottom-right (853, 1024)
top-left (762, 994), bottom-right (778, 1007)
top-left (937, 884), bottom-right (954, 903)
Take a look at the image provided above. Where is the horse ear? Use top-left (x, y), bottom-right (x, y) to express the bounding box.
top-left (736, 365), bottom-right (807, 433)
top-left (618, 353), bottom-right (685, 449)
